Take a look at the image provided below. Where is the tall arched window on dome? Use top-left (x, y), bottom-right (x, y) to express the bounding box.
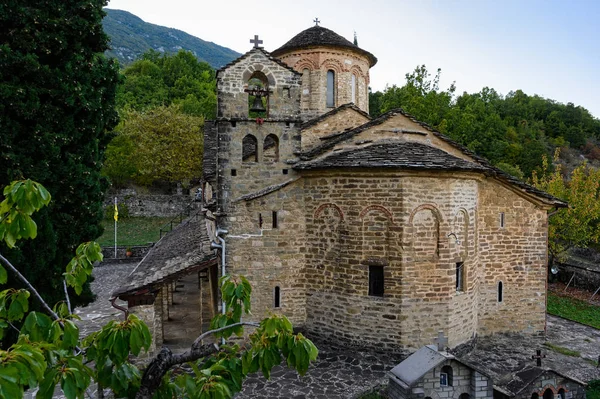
top-left (326, 70), bottom-right (335, 108)
top-left (351, 74), bottom-right (356, 104)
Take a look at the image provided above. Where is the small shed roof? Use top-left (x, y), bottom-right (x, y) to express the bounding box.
top-left (390, 345), bottom-right (453, 387)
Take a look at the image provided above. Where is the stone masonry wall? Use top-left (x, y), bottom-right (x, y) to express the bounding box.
top-left (216, 48), bottom-right (302, 120)
top-left (477, 179), bottom-right (548, 335)
top-left (224, 182), bottom-right (307, 324)
top-left (300, 107), bottom-right (370, 151)
top-left (275, 48), bottom-right (371, 119)
top-left (515, 371), bottom-right (586, 399)
top-left (302, 172), bottom-right (481, 350)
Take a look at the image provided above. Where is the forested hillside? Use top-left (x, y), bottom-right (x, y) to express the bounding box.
top-left (369, 66), bottom-right (600, 179)
top-left (103, 9), bottom-right (239, 68)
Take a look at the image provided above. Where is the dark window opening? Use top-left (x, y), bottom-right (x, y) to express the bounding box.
top-left (368, 265), bottom-right (384, 296)
top-left (440, 365), bottom-right (453, 386)
top-left (498, 281), bottom-right (503, 302)
top-left (272, 211), bottom-right (278, 229)
top-left (532, 394), bottom-right (540, 399)
top-left (231, 169), bottom-right (237, 176)
top-left (242, 134), bottom-right (258, 162)
top-left (543, 389), bottom-right (554, 399)
top-left (557, 389), bottom-right (566, 399)
top-left (259, 213), bottom-right (263, 229)
top-left (285, 121), bottom-right (290, 127)
top-left (274, 286), bottom-right (281, 308)
top-left (263, 134), bottom-right (279, 162)
top-left (500, 212), bottom-right (505, 228)
top-left (231, 121), bottom-right (236, 127)
top-left (459, 394), bottom-right (471, 399)
top-left (456, 262), bottom-right (464, 292)
top-left (326, 70), bottom-right (335, 107)
top-left (282, 169), bottom-right (288, 175)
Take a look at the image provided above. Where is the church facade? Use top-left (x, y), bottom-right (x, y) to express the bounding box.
top-left (202, 25), bottom-right (566, 351)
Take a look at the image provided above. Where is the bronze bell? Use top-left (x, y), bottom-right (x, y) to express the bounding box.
top-left (250, 95), bottom-right (266, 113)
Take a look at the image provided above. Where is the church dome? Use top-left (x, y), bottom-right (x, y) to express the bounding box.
top-left (272, 26), bottom-right (377, 67)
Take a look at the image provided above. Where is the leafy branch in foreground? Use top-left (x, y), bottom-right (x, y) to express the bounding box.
top-left (0, 180), bottom-right (318, 399)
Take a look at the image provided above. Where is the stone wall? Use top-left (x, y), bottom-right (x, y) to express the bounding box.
top-left (275, 47), bottom-right (371, 118)
top-left (389, 359), bottom-right (493, 399)
top-left (300, 106), bottom-right (370, 151)
top-left (129, 289), bottom-right (164, 355)
top-left (106, 194), bottom-right (195, 217)
top-left (515, 370), bottom-right (586, 399)
top-left (477, 179), bottom-right (548, 336)
top-left (216, 48), bottom-right (302, 120)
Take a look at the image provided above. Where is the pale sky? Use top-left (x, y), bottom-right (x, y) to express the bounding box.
top-left (106, 0), bottom-right (600, 118)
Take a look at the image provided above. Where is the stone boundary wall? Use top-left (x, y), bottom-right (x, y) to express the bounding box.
top-left (557, 262), bottom-right (600, 291)
top-left (104, 194), bottom-right (196, 217)
top-left (101, 244), bottom-right (153, 260)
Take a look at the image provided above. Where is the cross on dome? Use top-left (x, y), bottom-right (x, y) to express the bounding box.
top-left (313, 17), bottom-right (320, 26)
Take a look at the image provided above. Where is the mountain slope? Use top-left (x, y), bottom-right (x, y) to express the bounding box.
top-left (103, 9), bottom-right (240, 68)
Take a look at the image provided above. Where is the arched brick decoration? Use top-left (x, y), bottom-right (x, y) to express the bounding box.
top-left (409, 204), bottom-right (442, 261)
top-left (242, 68), bottom-right (276, 87)
top-left (360, 205), bottom-right (393, 262)
top-left (314, 203), bottom-right (345, 221)
top-left (349, 64), bottom-right (366, 79)
top-left (320, 58), bottom-right (345, 73)
top-left (314, 203), bottom-right (344, 279)
top-left (452, 208), bottom-right (469, 259)
top-left (294, 59), bottom-right (318, 71)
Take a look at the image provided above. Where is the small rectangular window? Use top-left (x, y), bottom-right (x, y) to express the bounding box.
top-left (274, 286), bottom-right (281, 308)
top-left (282, 169), bottom-right (288, 175)
top-left (498, 281), bottom-right (503, 302)
top-left (368, 265), bottom-right (384, 296)
top-left (259, 213), bottom-right (263, 228)
top-left (456, 262), bottom-right (464, 292)
top-left (272, 211), bottom-right (278, 228)
top-left (440, 373), bottom-right (448, 387)
top-left (500, 212), bottom-right (505, 228)
top-left (231, 121), bottom-right (237, 127)
top-left (231, 169), bottom-right (237, 176)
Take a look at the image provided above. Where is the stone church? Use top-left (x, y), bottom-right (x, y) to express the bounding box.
top-left (114, 23), bottom-right (566, 352)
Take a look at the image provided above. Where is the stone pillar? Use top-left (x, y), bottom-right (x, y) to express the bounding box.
top-left (162, 285), bottom-right (170, 321)
top-left (168, 282), bottom-right (174, 306)
top-left (198, 269), bottom-right (213, 328)
top-left (129, 292), bottom-right (164, 355)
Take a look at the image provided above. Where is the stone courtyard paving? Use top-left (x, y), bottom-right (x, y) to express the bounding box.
top-left (27, 260), bottom-right (600, 398)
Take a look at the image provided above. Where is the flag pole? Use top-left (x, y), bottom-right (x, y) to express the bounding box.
top-left (114, 197), bottom-right (118, 258)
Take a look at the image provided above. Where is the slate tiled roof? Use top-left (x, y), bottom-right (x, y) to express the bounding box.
top-left (389, 346), bottom-right (452, 387)
top-left (300, 103), bottom-right (371, 131)
top-left (294, 141), bottom-right (489, 173)
top-left (112, 212), bottom-right (217, 297)
top-left (297, 108), bottom-right (567, 207)
top-left (271, 26), bottom-right (377, 67)
top-left (216, 47), bottom-right (300, 77)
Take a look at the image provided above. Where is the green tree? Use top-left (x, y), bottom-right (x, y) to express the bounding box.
top-left (0, 0), bottom-right (119, 308)
top-left (116, 50), bottom-right (217, 119)
top-left (532, 150), bottom-right (600, 261)
top-left (0, 180), bottom-right (318, 398)
top-left (105, 105), bottom-right (204, 186)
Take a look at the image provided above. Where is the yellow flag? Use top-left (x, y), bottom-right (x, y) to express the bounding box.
top-left (114, 203), bottom-right (118, 222)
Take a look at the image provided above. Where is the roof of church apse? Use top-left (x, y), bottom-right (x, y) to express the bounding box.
top-left (271, 25), bottom-right (377, 67)
top-left (295, 108), bottom-right (568, 208)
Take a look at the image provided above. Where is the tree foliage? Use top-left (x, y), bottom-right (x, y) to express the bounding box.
top-left (370, 65), bottom-right (600, 179)
top-left (104, 105), bottom-right (204, 186)
top-left (532, 150), bottom-right (600, 261)
top-left (116, 50), bottom-right (217, 119)
top-left (0, 180), bottom-right (318, 398)
top-left (0, 0), bottom-right (120, 308)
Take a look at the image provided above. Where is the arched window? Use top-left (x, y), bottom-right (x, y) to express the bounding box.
top-left (302, 68), bottom-right (310, 109)
top-left (247, 71), bottom-right (268, 118)
top-left (351, 74), bottom-right (357, 104)
top-left (531, 393), bottom-right (540, 399)
top-left (543, 389), bottom-right (554, 399)
top-left (440, 365), bottom-right (453, 386)
top-left (263, 134), bottom-right (279, 162)
top-left (557, 389), bottom-right (566, 399)
top-left (274, 286), bottom-right (281, 308)
top-left (459, 394), bottom-right (471, 399)
top-left (498, 281), bottom-right (503, 302)
top-left (242, 134), bottom-right (258, 162)
top-left (326, 70), bottom-right (335, 108)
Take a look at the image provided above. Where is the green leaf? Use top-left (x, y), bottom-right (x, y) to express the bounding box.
top-left (62, 320), bottom-right (79, 348)
top-left (0, 265), bottom-right (6, 285)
